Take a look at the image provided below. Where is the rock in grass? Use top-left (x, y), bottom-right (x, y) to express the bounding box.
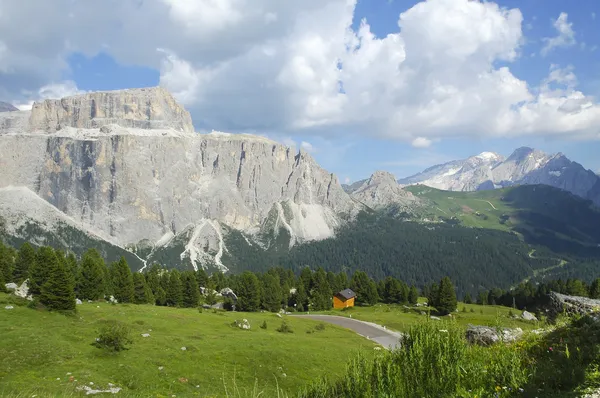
top-left (5, 305), bottom-right (14, 310)
top-left (521, 310), bottom-right (538, 321)
top-left (5, 282), bottom-right (18, 290)
top-left (465, 325), bottom-right (523, 346)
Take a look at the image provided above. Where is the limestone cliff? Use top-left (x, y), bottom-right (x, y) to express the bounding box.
top-left (349, 171), bottom-right (420, 211)
top-left (0, 88), bottom-right (357, 271)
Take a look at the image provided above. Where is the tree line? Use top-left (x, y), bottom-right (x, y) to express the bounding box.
top-left (0, 241), bottom-right (431, 313)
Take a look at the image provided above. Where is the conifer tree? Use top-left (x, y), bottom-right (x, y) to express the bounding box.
top-left (463, 292), bottom-right (473, 304)
top-left (290, 282), bottom-right (308, 312)
top-left (13, 242), bottom-right (36, 283)
top-left (436, 277), bottom-right (457, 315)
top-left (261, 273), bottom-right (283, 312)
top-left (427, 283), bottom-right (439, 307)
top-left (351, 271), bottom-right (378, 305)
top-left (0, 241), bottom-right (15, 284)
top-left (39, 249), bottom-right (76, 311)
top-left (165, 270), bottom-right (184, 307)
top-left (237, 271), bottom-right (261, 312)
top-left (110, 257), bottom-right (134, 303)
top-left (310, 268), bottom-right (333, 310)
top-left (78, 249), bottom-right (106, 300)
top-left (196, 268), bottom-right (209, 289)
top-left (145, 264), bottom-right (163, 304)
top-left (66, 253), bottom-right (79, 286)
top-left (408, 285), bottom-right (419, 305)
top-left (29, 246), bottom-right (56, 297)
top-left (590, 278), bottom-right (600, 299)
top-left (0, 265), bottom-right (5, 292)
top-left (181, 271), bottom-right (200, 308)
top-left (133, 272), bottom-right (153, 304)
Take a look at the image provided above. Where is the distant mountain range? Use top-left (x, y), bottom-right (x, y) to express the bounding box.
top-left (0, 101), bottom-right (18, 112)
top-left (397, 147), bottom-right (600, 207)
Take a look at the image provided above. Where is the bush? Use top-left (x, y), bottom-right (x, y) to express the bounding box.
top-left (462, 306), bottom-right (467, 313)
top-left (315, 323), bottom-right (326, 331)
top-left (276, 320), bottom-right (293, 334)
top-left (260, 321), bottom-right (267, 329)
top-left (92, 320), bottom-right (133, 352)
top-left (198, 306), bottom-right (203, 314)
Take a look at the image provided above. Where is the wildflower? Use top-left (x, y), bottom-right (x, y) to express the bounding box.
top-left (548, 347), bottom-right (553, 352)
top-left (496, 386), bottom-right (502, 391)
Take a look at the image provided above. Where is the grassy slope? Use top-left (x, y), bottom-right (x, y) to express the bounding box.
top-left (0, 294), bottom-right (375, 398)
top-left (319, 301), bottom-right (538, 333)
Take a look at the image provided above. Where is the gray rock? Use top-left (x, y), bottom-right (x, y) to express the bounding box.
top-left (12, 279), bottom-right (30, 300)
top-left (430, 316), bottom-right (441, 320)
top-left (76, 298), bottom-right (83, 305)
top-left (0, 88), bottom-right (359, 272)
top-left (548, 291), bottom-right (600, 317)
top-left (220, 287), bottom-right (238, 302)
top-left (141, 333), bottom-right (150, 338)
top-left (5, 305), bottom-right (14, 310)
top-left (348, 171), bottom-right (420, 211)
top-left (5, 282), bottom-right (18, 290)
top-left (234, 319), bottom-right (251, 330)
top-left (465, 325), bottom-right (523, 346)
top-left (28, 87), bottom-right (194, 133)
top-left (521, 310), bottom-right (538, 321)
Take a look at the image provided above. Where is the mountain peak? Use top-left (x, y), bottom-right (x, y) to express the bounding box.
top-left (0, 101), bottom-right (18, 112)
top-left (28, 87), bottom-right (194, 133)
top-left (474, 152), bottom-right (502, 162)
top-left (507, 147), bottom-right (536, 161)
top-left (366, 170), bottom-right (397, 185)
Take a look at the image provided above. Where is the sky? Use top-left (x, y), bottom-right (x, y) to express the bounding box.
top-left (1, 0), bottom-right (599, 183)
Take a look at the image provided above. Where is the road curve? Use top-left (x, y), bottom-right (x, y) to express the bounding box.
top-left (295, 315), bottom-right (403, 349)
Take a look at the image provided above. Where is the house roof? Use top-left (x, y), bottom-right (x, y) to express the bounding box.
top-left (336, 288), bottom-right (356, 300)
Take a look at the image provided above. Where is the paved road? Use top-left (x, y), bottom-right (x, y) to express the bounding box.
top-left (295, 315), bottom-right (403, 349)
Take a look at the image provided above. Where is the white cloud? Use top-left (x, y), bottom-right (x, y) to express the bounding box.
top-left (300, 141), bottom-right (316, 153)
top-left (344, 177), bottom-right (351, 184)
top-left (13, 81), bottom-right (83, 110)
top-left (0, 0), bottom-right (599, 144)
top-left (411, 137), bottom-right (432, 148)
top-left (541, 13), bottom-right (576, 56)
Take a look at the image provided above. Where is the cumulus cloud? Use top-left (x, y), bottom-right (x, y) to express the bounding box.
top-left (541, 13), bottom-right (576, 56)
top-left (13, 81), bottom-right (83, 110)
top-left (1, 0), bottom-right (599, 144)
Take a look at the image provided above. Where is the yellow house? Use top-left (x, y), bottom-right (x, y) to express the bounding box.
top-left (333, 288), bottom-right (356, 309)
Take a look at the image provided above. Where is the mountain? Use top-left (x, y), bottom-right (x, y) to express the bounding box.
top-left (344, 171), bottom-right (420, 212)
top-left (0, 102), bottom-right (18, 112)
top-left (0, 87), bottom-right (358, 272)
top-left (398, 148), bottom-right (600, 206)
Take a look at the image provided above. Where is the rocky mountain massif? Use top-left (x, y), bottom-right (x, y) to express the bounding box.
top-left (0, 88), bottom-right (360, 272)
top-left (397, 148), bottom-right (600, 206)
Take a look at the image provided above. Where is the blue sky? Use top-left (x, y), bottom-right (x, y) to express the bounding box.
top-left (2, 0), bottom-right (599, 183)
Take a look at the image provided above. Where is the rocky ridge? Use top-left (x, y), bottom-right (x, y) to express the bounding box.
top-left (345, 171), bottom-right (420, 211)
top-left (398, 148), bottom-right (600, 206)
top-left (0, 87), bottom-right (358, 271)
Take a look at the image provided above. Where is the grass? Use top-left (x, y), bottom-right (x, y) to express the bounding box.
top-left (298, 320), bottom-right (529, 398)
top-left (0, 293), bottom-right (375, 397)
top-left (318, 301), bottom-right (539, 333)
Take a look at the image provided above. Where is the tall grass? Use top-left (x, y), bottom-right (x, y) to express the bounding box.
top-left (298, 321), bottom-right (528, 398)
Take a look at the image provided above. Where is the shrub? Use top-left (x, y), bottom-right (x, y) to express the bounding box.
top-left (470, 308), bottom-right (475, 313)
top-left (276, 320), bottom-right (293, 334)
top-left (315, 323), bottom-right (326, 331)
top-left (198, 306), bottom-right (203, 314)
top-left (462, 306), bottom-right (467, 313)
top-left (260, 321), bottom-right (267, 329)
top-left (92, 320), bottom-right (133, 352)
top-left (299, 321), bottom-right (528, 398)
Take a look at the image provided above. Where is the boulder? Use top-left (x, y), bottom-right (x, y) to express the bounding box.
top-left (5, 282), bottom-right (18, 291)
top-left (521, 310), bottom-right (538, 321)
top-left (430, 316), bottom-right (441, 320)
top-left (234, 319), bottom-right (251, 330)
top-left (12, 279), bottom-right (30, 299)
top-left (465, 325), bottom-right (523, 346)
top-left (76, 299), bottom-right (83, 305)
top-left (220, 287), bottom-right (238, 302)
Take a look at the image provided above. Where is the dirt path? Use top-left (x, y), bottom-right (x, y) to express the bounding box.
top-left (294, 315), bottom-right (403, 349)
top-left (477, 199), bottom-right (497, 210)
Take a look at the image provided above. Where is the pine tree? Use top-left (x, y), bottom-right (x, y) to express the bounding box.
top-left (181, 272), bottom-right (200, 308)
top-left (436, 277), bottom-right (457, 315)
top-left (66, 253), bottom-right (79, 286)
top-left (78, 249), bottom-right (106, 301)
top-left (408, 285), bottom-right (419, 305)
top-left (133, 272), bottom-right (152, 304)
top-left (427, 283), bottom-right (439, 307)
top-left (566, 279), bottom-right (588, 297)
top-left (29, 246), bottom-right (56, 297)
top-left (261, 273), bottom-right (283, 312)
top-left (0, 241), bottom-right (15, 284)
top-left (590, 278), bottom-right (600, 299)
top-left (39, 249), bottom-right (76, 311)
top-left (110, 257), bottom-right (134, 303)
top-left (165, 270), bottom-right (184, 307)
top-left (463, 292), bottom-right (473, 304)
top-left (310, 268), bottom-right (333, 310)
top-left (477, 291), bottom-right (488, 305)
top-left (196, 268), bottom-right (209, 288)
top-left (237, 271), bottom-right (261, 312)
top-left (13, 242), bottom-right (36, 283)
top-left (291, 282), bottom-right (308, 312)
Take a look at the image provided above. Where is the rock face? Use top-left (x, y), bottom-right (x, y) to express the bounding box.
top-left (548, 292), bottom-right (600, 317)
top-left (0, 88), bottom-right (358, 272)
top-left (347, 171), bottom-right (420, 211)
top-left (28, 87), bottom-right (194, 133)
top-left (0, 101), bottom-right (18, 112)
top-left (398, 148), bottom-right (600, 206)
